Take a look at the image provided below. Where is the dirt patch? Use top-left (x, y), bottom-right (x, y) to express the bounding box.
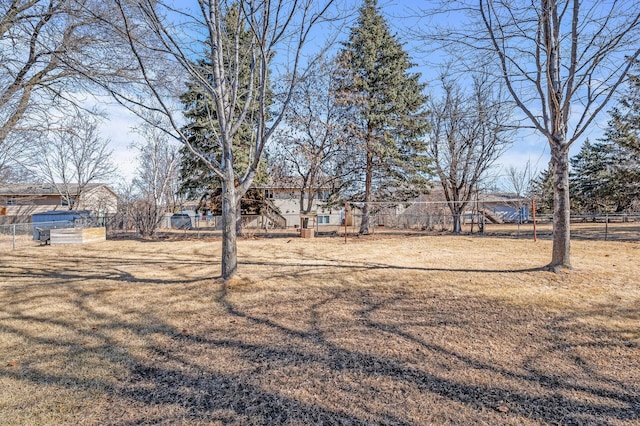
top-left (1, 236), bottom-right (639, 425)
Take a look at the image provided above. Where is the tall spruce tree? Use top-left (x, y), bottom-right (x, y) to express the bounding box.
top-left (335, 0), bottom-right (430, 234)
top-left (606, 68), bottom-right (640, 209)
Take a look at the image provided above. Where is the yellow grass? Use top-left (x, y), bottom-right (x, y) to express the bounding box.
top-left (0, 235), bottom-right (639, 425)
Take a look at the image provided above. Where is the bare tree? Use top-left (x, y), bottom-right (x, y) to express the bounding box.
top-left (94, 0), bottom-right (339, 279)
top-left (131, 125), bottom-right (181, 237)
top-left (503, 163), bottom-right (531, 203)
top-left (108, 180), bottom-right (138, 235)
top-left (29, 112), bottom-right (116, 209)
top-left (0, 1), bottom-right (125, 155)
top-left (271, 57), bottom-right (352, 228)
top-left (502, 161), bottom-right (532, 236)
top-left (427, 72), bottom-right (512, 233)
top-left (0, 135), bottom-right (32, 183)
top-left (426, 1), bottom-right (640, 270)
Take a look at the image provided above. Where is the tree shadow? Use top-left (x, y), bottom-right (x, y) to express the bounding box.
top-left (215, 282), bottom-right (640, 424)
top-left (0, 243), bottom-right (638, 424)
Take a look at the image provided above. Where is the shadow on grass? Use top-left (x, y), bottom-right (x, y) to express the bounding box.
top-left (0, 244), bottom-right (638, 424)
top-left (215, 283), bottom-right (640, 424)
top-left (242, 259), bottom-right (547, 274)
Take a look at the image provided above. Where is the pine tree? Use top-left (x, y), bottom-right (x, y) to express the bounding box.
top-left (569, 140), bottom-right (616, 213)
top-left (571, 66), bottom-right (640, 213)
top-left (334, 0), bottom-right (430, 234)
top-left (570, 138), bottom-right (639, 213)
top-left (529, 167), bottom-right (554, 215)
top-left (609, 69), bottom-right (640, 155)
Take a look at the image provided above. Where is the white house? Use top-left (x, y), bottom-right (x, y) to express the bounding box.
top-left (255, 181), bottom-right (344, 229)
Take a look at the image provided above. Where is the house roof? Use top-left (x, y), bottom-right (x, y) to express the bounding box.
top-left (477, 192), bottom-right (529, 203)
top-left (253, 176), bottom-right (334, 191)
top-left (413, 188), bottom-right (528, 203)
top-left (0, 183), bottom-right (115, 196)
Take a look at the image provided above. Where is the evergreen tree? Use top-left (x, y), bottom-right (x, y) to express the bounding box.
top-left (569, 67), bottom-right (640, 214)
top-left (529, 167), bottom-right (554, 215)
top-left (569, 139), bottom-right (616, 213)
top-left (334, 0), bottom-right (430, 234)
top-left (570, 137), bottom-right (639, 213)
top-left (609, 68), bottom-right (640, 155)
top-left (604, 66), bottom-right (640, 211)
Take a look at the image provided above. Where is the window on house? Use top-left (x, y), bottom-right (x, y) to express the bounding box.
top-left (317, 190), bottom-right (330, 200)
top-left (61, 196), bottom-right (75, 207)
top-left (264, 189), bottom-right (274, 199)
top-left (6, 197), bottom-right (18, 206)
top-left (318, 215), bottom-right (330, 225)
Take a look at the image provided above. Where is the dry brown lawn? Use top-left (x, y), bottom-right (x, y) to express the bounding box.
top-left (0, 234), bottom-right (639, 425)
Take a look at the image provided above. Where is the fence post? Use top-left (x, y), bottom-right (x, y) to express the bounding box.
top-left (532, 199), bottom-right (537, 242)
top-left (344, 202), bottom-right (347, 244)
top-left (605, 212), bottom-right (608, 241)
top-left (12, 224), bottom-right (16, 250)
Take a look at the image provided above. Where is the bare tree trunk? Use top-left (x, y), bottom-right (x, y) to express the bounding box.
top-left (299, 179), bottom-right (308, 229)
top-left (235, 198), bottom-right (243, 236)
top-left (221, 178), bottom-right (238, 280)
top-left (302, 173), bottom-right (316, 230)
top-left (360, 148), bottom-right (373, 234)
top-left (221, 144), bottom-right (238, 279)
top-left (452, 210), bottom-right (462, 234)
top-left (549, 142), bottom-right (571, 270)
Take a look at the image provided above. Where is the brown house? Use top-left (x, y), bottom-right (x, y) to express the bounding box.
top-left (0, 183), bottom-right (118, 221)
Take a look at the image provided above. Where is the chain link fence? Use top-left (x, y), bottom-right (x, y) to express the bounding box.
top-left (361, 211), bottom-right (640, 241)
top-left (0, 215), bottom-right (106, 250)
top-left (0, 222), bottom-right (34, 250)
top-left (102, 212), bottom-right (289, 239)
top-left (0, 220), bottom-right (75, 250)
top-left (2, 211), bottom-right (639, 250)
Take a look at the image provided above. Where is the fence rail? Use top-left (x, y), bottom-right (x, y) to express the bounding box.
top-left (363, 212), bottom-right (640, 241)
top-left (2, 212), bottom-right (638, 250)
top-left (0, 220), bottom-right (73, 250)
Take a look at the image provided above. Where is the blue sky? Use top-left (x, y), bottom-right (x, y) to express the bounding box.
top-left (103, 0), bottom-right (615, 189)
top-left (374, 0), bottom-right (610, 185)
